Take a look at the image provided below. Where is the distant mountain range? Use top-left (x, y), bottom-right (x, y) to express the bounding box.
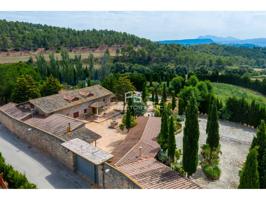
top-left (159, 35), bottom-right (266, 47)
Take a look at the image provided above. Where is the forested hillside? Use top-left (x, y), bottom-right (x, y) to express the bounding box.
top-left (0, 19), bottom-right (152, 51)
top-left (2, 19), bottom-right (266, 68)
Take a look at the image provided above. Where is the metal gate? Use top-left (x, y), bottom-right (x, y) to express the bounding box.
top-left (76, 155), bottom-right (98, 183)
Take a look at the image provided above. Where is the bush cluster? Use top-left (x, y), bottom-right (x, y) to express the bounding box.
top-left (0, 153), bottom-right (36, 189)
top-left (200, 144), bottom-right (221, 180)
top-left (202, 164), bottom-right (221, 180)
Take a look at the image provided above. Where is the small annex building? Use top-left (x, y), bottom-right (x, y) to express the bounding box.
top-left (62, 138), bottom-right (113, 184)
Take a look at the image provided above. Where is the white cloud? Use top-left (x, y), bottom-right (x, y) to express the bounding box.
top-left (0, 11), bottom-right (266, 40)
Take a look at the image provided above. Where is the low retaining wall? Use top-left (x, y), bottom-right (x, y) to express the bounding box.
top-left (97, 163), bottom-right (141, 189)
top-left (0, 110), bottom-right (75, 170)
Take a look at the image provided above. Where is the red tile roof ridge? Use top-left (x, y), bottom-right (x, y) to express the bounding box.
top-left (119, 158), bottom-right (201, 189)
top-left (114, 117), bottom-right (160, 166)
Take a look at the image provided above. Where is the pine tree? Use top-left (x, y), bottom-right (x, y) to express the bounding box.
top-left (41, 75), bottom-right (62, 96)
top-left (171, 92), bottom-right (176, 110)
top-left (157, 104), bottom-right (169, 151)
top-left (251, 120), bottom-right (266, 188)
top-left (168, 116), bottom-right (176, 162)
top-left (11, 75), bottom-right (41, 103)
top-left (88, 53), bottom-right (94, 80)
top-left (183, 94), bottom-right (200, 177)
top-left (239, 147), bottom-right (260, 189)
top-left (206, 98), bottom-right (220, 150)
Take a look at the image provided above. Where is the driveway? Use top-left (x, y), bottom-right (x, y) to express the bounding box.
top-left (0, 123), bottom-right (89, 189)
top-left (176, 116), bottom-right (256, 189)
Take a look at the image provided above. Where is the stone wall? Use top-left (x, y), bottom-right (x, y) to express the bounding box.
top-left (0, 108), bottom-right (141, 189)
top-left (97, 163), bottom-right (141, 189)
top-left (36, 96), bottom-right (112, 118)
top-left (0, 110), bottom-right (75, 170)
top-left (58, 96), bottom-right (111, 118)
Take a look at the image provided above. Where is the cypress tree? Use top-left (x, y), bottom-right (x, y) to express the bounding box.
top-left (125, 102), bottom-right (132, 130)
top-left (206, 99), bottom-right (220, 150)
top-left (171, 92), bottom-right (176, 111)
top-left (142, 85), bottom-right (147, 103)
top-left (251, 120), bottom-right (266, 188)
top-left (162, 83), bottom-right (167, 103)
top-left (183, 94), bottom-right (200, 177)
top-left (155, 87), bottom-right (159, 105)
top-left (239, 147), bottom-right (260, 189)
top-left (159, 99), bottom-right (164, 116)
top-left (157, 104), bottom-right (169, 151)
top-left (168, 116), bottom-right (176, 162)
top-left (125, 109), bottom-right (131, 129)
top-left (151, 89), bottom-right (155, 103)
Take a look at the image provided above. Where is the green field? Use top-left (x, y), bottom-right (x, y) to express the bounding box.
top-left (211, 82), bottom-right (266, 106)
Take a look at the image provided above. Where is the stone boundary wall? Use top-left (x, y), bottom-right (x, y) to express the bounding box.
top-left (97, 162), bottom-right (141, 189)
top-left (0, 109), bottom-right (142, 189)
top-left (0, 110), bottom-right (75, 170)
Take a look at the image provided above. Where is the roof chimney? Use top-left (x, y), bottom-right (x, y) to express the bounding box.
top-left (66, 123), bottom-right (72, 138)
top-left (67, 123), bottom-right (71, 132)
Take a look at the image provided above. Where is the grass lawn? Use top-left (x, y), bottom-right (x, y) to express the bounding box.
top-left (211, 82), bottom-right (266, 106)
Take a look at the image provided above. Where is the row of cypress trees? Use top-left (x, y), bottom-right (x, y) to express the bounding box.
top-left (157, 83), bottom-right (221, 177)
top-left (182, 93), bottom-right (221, 177)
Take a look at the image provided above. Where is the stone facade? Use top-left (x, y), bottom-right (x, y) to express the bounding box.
top-left (97, 163), bottom-right (141, 189)
top-left (55, 97), bottom-right (111, 118)
top-left (0, 109), bottom-right (75, 170)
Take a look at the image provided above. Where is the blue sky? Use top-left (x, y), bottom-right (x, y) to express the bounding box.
top-left (1, 11), bottom-right (266, 41)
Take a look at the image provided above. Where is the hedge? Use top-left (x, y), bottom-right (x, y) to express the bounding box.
top-left (0, 152), bottom-right (36, 189)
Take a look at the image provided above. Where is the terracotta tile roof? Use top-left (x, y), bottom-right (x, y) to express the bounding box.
top-left (119, 158), bottom-right (200, 189)
top-left (111, 116), bottom-right (200, 189)
top-left (24, 114), bottom-right (101, 143)
top-left (111, 117), bottom-right (148, 164)
top-left (113, 117), bottom-right (161, 166)
top-left (29, 85), bottom-right (113, 115)
top-left (0, 103), bottom-right (31, 120)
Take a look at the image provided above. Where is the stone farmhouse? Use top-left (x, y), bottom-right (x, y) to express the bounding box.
top-left (0, 84), bottom-right (139, 188)
top-left (29, 84), bottom-right (114, 118)
top-left (0, 84), bottom-right (200, 189)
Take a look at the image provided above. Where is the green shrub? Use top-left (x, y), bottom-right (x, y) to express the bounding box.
top-left (119, 123), bottom-right (125, 130)
top-left (202, 164), bottom-right (221, 180)
top-left (175, 149), bottom-right (182, 161)
top-left (0, 152), bottom-right (36, 189)
top-left (157, 150), bottom-right (169, 164)
top-left (154, 105), bottom-right (161, 117)
top-left (122, 114), bottom-right (137, 128)
top-left (171, 162), bottom-right (186, 177)
top-left (201, 144), bottom-right (220, 166)
top-left (175, 122), bottom-right (182, 134)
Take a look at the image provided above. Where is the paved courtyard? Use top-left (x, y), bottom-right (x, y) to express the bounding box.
top-left (0, 123), bottom-right (89, 189)
top-left (86, 115), bottom-right (126, 153)
top-left (176, 116), bottom-right (256, 189)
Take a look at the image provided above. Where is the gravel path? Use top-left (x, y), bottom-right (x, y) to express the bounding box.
top-left (176, 116), bottom-right (256, 189)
